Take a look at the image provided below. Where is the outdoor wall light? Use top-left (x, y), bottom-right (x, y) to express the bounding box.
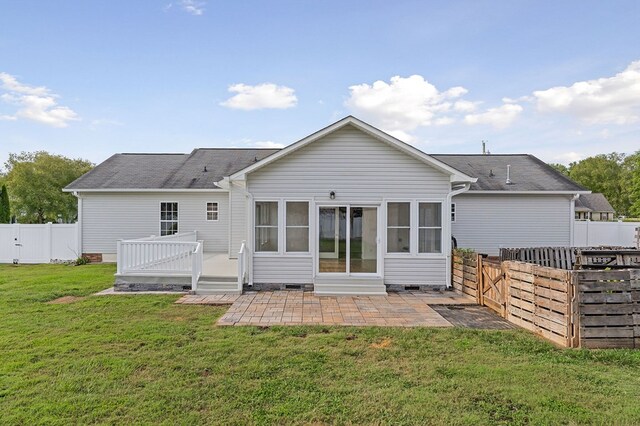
top-left (329, 191), bottom-right (336, 200)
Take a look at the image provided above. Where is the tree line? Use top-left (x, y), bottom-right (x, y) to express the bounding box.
top-left (0, 152), bottom-right (93, 224)
top-left (550, 151), bottom-right (640, 218)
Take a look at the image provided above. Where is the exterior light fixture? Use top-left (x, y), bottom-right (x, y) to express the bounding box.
top-left (329, 191), bottom-right (336, 200)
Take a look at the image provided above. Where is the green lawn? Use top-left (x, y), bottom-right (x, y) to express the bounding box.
top-left (2, 265), bottom-right (640, 425)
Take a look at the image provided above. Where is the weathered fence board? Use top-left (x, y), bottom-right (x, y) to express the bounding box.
top-left (452, 251), bottom-right (479, 301)
top-left (576, 269), bottom-right (640, 349)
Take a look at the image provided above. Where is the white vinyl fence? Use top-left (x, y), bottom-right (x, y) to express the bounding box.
top-left (0, 223), bottom-right (79, 263)
top-left (573, 220), bottom-right (640, 248)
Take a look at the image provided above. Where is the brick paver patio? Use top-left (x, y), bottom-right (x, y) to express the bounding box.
top-left (176, 290), bottom-right (477, 327)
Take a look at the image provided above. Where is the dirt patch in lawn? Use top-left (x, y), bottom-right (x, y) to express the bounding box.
top-left (371, 338), bottom-right (392, 349)
top-left (46, 296), bottom-right (86, 304)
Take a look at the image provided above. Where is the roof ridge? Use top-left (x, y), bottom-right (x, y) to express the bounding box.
top-left (119, 153), bottom-right (189, 156)
top-left (525, 154), bottom-right (589, 192)
top-left (191, 147), bottom-right (282, 151)
top-left (431, 153), bottom-right (531, 156)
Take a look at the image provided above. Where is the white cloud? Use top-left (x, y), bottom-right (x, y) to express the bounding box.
top-left (464, 103), bottom-right (523, 129)
top-left (253, 140), bottom-right (284, 149)
top-left (453, 100), bottom-right (478, 113)
top-left (533, 60), bottom-right (640, 125)
top-left (0, 73), bottom-right (79, 127)
top-left (551, 151), bottom-right (584, 164)
top-left (180, 0), bottom-right (205, 15)
top-left (434, 117), bottom-right (455, 126)
top-left (345, 75), bottom-right (471, 139)
top-left (221, 83), bottom-right (297, 110)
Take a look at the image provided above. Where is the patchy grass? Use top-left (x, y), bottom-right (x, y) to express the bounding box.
top-left (1, 264), bottom-right (640, 425)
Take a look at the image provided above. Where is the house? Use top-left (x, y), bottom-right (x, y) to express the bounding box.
top-left (64, 116), bottom-right (589, 295)
top-left (574, 193), bottom-right (616, 221)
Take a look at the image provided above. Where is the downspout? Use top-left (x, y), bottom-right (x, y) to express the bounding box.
top-left (73, 191), bottom-right (83, 257)
top-left (445, 183), bottom-right (471, 289)
top-left (570, 194), bottom-right (580, 247)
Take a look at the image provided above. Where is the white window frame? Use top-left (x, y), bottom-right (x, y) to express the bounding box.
top-left (386, 201), bottom-right (412, 255)
top-left (285, 200), bottom-right (310, 254)
top-left (206, 202), bottom-right (219, 221)
top-left (159, 201), bottom-right (179, 236)
top-left (451, 203), bottom-right (456, 223)
top-left (417, 201), bottom-right (444, 255)
top-left (254, 200), bottom-right (279, 253)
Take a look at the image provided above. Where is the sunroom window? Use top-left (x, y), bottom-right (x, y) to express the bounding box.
top-left (387, 202), bottom-right (410, 253)
top-left (418, 202), bottom-right (442, 253)
top-left (255, 201), bottom-right (278, 252)
top-left (160, 202), bottom-right (179, 236)
top-left (286, 202), bottom-right (309, 252)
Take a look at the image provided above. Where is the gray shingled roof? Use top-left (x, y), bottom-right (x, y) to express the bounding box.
top-left (575, 193), bottom-right (615, 213)
top-left (65, 148), bottom-right (279, 190)
top-left (67, 148), bottom-right (587, 193)
top-left (431, 154), bottom-right (587, 192)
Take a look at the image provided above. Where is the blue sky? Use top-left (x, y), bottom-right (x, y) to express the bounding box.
top-left (1, 0), bottom-right (639, 168)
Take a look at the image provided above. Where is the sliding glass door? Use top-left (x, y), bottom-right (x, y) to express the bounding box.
top-left (318, 206), bottom-right (378, 275)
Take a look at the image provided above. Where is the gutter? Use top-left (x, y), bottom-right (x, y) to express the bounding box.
top-left (463, 190), bottom-right (591, 195)
top-left (445, 183), bottom-right (472, 289)
top-left (62, 188), bottom-right (228, 193)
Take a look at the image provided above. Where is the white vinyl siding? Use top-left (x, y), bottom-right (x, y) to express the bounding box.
top-left (384, 257), bottom-right (447, 286)
top-left (247, 126), bottom-right (450, 199)
top-left (229, 180), bottom-right (247, 258)
top-left (246, 125), bottom-right (451, 286)
top-left (81, 192), bottom-right (229, 254)
top-left (451, 194), bottom-right (572, 256)
top-left (253, 257), bottom-right (314, 284)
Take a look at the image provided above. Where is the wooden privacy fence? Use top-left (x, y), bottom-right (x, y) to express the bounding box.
top-left (575, 270), bottom-right (640, 349)
top-left (452, 251), bottom-right (478, 299)
top-left (452, 249), bottom-right (640, 349)
top-left (499, 246), bottom-right (640, 270)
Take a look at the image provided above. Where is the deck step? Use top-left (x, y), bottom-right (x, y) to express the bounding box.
top-left (195, 278), bottom-right (241, 295)
top-left (200, 275), bottom-right (237, 283)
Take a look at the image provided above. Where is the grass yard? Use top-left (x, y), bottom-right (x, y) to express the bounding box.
top-left (2, 265), bottom-right (640, 425)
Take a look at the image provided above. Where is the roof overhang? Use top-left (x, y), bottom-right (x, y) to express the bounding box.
top-left (229, 116), bottom-right (477, 184)
top-left (463, 190), bottom-right (592, 195)
top-left (62, 188), bottom-right (227, 193)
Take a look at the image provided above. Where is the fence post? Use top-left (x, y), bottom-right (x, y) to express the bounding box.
top-left (46, 222), bottom-right (52, 262)
top-left (476, 254), bottom-right (483, 305)
top-left (502, 261), bottom-right (508, 319)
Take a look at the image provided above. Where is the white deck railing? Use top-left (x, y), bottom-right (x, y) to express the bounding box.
top-left (117, 232), bottom-right (204, 291)
top-left (238, 240), bottom-right (248, 291)
top-left (192, 241), bottom-right (203, 291)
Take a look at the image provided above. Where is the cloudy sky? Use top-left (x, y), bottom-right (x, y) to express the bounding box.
top-left (1, 0), bottom-right (639, 168)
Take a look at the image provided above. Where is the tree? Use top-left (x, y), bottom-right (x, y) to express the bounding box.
top-left (0, 185), bottom-right (10, 223)
top-left (4, 152), bottom-right (93, 223)
top-left (568, 153), bottom-right (631, 216)
top-left (549, 163), bottom-right (570, 176)
top-left (625, 150), bottom-right (640, 217)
